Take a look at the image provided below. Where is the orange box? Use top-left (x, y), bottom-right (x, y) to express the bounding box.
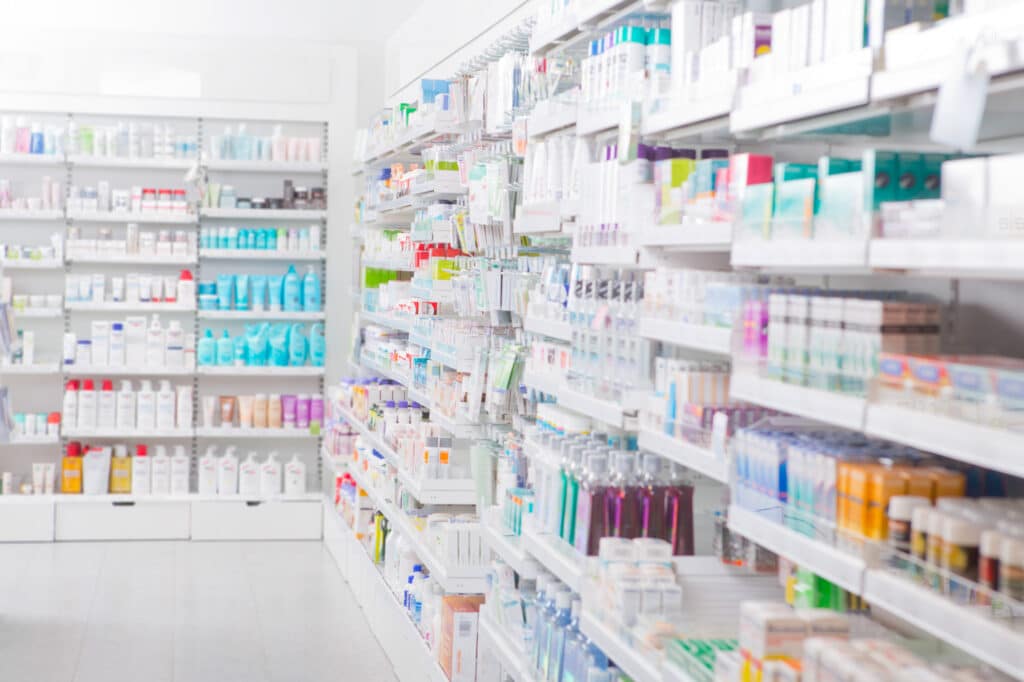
top-left (440, 595), bottom-right (484, 681)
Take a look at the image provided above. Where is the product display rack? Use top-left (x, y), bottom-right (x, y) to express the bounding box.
top-left (0, 110), bottom-right (329, 542)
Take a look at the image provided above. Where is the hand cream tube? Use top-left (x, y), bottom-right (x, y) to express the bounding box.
top-left (253, 393), bottom-right (269, 428)
top-left (219, 396), bottom-right (236, 427)
top-left (237, 395), bottom-right (254, 428)
top-left (202, 395), bottom-right (217, 428)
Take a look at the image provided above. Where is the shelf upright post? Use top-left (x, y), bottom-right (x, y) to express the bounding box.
top-left (191, 116), bottom-right (204, 490)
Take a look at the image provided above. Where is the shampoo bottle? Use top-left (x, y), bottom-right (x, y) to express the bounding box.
top-left (284, 454), bottom-right (306, 496)
top-left (109, 444), bottom-right (132, 493)
top-left (61, 441), bottom-right (83, 494)
top-left (151, 445), bottom-right (171, 494)
top-left (260, 452), bottom-right (282, 498)
top-left (62, 380), bottom-right (79, 428)
top-left (136, 380), bottom-right (156, 430)
top-left (239, 452), bottom-right (260, 497)
top-left (309, 323), bottom-right (325, 367)
top-left (77, 379), bottom-right (97, 430)
top-left (283, 265), bottom-right (301, 312)
top-left (176, 385), bottom-right (193, 430)
top-left (288, 324), bottom-right (307, 366)
top-left (198, 446), bottom-right (218, 495)
top-left (170, 445), bottom-right (190, 495)
top-left (146, 315), bottom-right (165, 366)
top-left (302, 265), bottom-right (321, 312)
top-left (132, 444), bottom-right (151, 495)
top-left (116, 380), bottom-right (135, 429)
top-left (165, 320), bottom-right (185, 367)
top-left (198, 329), bottom-right (216, 366)
top-left (98, 379), bottom-right (116, 428)
top-left (218, 446), bottom-right (239, 495)
top-left (156, 380), bottom-right (176, 430)
top-left (216, 330), bottom-right (234, 365)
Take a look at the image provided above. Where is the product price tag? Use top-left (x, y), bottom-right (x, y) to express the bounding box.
top-left (930, 42), bottom-right (989, 150)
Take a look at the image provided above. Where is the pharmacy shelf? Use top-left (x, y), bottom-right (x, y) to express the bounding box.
top-left (360, 116), bottom-right (464, 167)
top-left (361, 309), bottom-right (411, 333)
top-left (580, 611), bottom-right (662, 682)
top-left (407, 385), bottom-right (431, 407)
top-left (523, 316), bottom-right (572, 343)
top-left (196, 366), bottom-right (325, 377)
top-left (0, 152), bottom-right (63, 166)
top-left (523, 366), bottom-right (633, 429)
top-left (197, 310), bottom-right (324, 321)
top-left (865, 404), bottom-right (1024, 480)
top-left (429, 408), bottom-right (484, 440)
top-left (731, 239), bottom-right (869, 272)
top-left (729, 372), bottom-right (866, 432)
top-left (514, 201), bottom-right (566, 235)
top-left (430, 345), bottom-right (474, 374)
top-left (481, 506), bottom-right (538, 579)
top-left (727, 505), bottom-right (865, 594)
top-left (576, 107), bottom-right (621, 137)
top-left (0, 362), bottom-right (60, 375)
top-left (200, 207), bottom-right (325, 221)
top-left (571, 245), bottom-right (639, 266)
top-left (0, 209), bottom-right (63, 221)
top-left (638, 319), bottom-right (732, 356)
top-left (868, 239), bottom-right (1024, 280)
top-left (67, 155), bottom-right (194, 170)
top-left (360, 355), bottom-right (413, 387)
top-left (13, 308), bottom-right (62, 319)
top-left (479, 615), bottom-right (536, 682)
top-left (634, 224), bottom-right (732, 251)
top-left (29, 492), bottom-right (323, 505)
top-left (62, 427), bottom-right (194, 439)
top-left (66, 301), bottom-right (195, 313)
top-left (349, 462), bottom-right (488, 593)
top-left (205, 159), bottom-right (325, 173)
top-left (199, 248), bottom-right (325, 261)
top-left (67, 210), bottom-right (196, 225)
top-left (529, 0), bottom-right (638, 56)
top-left (521, 526), bottom-right (584, 593)
top-left (64, 365), bottom-right (194, 377)
top-left (362, 258), bottom-right (415, 272)
top-left (67, 254), bottom-right (197, 265)
top-left (0, 258), bottom-right (62, 270)
top-left (2, 435), bottom-right (60, 445)
top-left (409, 179), bottom-right (467, 197)
top-left (862, 569), bottom-right (1024, 679)
top-left (641, 91), bottom-right (733, 140)
top-left (194, 426), bottom-right (319, 439)
top-left (528, 105), bottom-right (577, 138)
top-left (637, 429), bottom-right (729, 484)
top-left (323, 508), bottom-right (449, 682)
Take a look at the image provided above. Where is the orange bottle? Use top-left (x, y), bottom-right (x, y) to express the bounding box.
top-left (61, 441), bottom-right (83, 494)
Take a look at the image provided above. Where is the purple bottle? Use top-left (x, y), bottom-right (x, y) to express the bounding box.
top-left (663, 462), bottom-right (695, 555)
top-left (573, 451), bottom-right (609, 556)
top-left (637, 454), bottom-right (666, 541)
top-left (603, 452), bottom-right (641, 539)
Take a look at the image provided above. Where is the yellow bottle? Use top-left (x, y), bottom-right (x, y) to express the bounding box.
top-left (109, 445), bottom-right (132, 494)
top-left (61, 442), bottom-right (83, 494)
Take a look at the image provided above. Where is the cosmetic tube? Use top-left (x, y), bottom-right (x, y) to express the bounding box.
top-left (281, 394), bottom-right (297, 428)
top-left (253, 394), bottom-right (269, 428)
top-left (202, 395), bottom-right (217, 428)
top-left (219, 396), bottom-right (236, 427)
top-left (32, 463), bottom-right (45, 494)
top-left (238, 395), bottom-right (254, 428)
top-left (43, 462), bottom-right (55, 494)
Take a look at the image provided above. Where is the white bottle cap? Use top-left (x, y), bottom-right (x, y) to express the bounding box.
top-left (888, 495), bottom-right (930, 522)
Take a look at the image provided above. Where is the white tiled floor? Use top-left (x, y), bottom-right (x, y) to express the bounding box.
top-left (0, 541), bottom-right (398, 682)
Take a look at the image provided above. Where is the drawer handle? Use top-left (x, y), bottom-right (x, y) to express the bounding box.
top-left (246, 500), bottom-right (263, 507)
top-left (112, 501), bottom-right (136, 507)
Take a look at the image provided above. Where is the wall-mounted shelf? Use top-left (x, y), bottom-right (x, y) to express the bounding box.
top-left (205, 159), bottom-right (325, 173)
top-left (199, 249), bottom-right (325, 261)
top-left (200, 207), bottom-right (325, 221)
top-left (67, 210), bottom-right (196, 225)
top-left (67, 155), bottom-right (195, 170)
top-left (197, 310), bottom-right (324, 321)
top-left (196, 366), bottom-right (325, 377)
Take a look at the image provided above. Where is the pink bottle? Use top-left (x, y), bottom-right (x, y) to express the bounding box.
top-left (662, 462), bottom-right (695, 555)
top-left (603, 452), bottom-right (641, 539)
top-left (573, 452), bottom-right (609, 556)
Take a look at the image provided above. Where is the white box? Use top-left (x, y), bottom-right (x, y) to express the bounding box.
top-left (790, 4), bottom-right (811, 71)
top-left (672, 1), bottom-right (704, 92)
top-left (809, 0), bottom-right (826, 64)
top-left (987, 154), bottom-right (1024, 237)
top-left (0, 500), bottom-right (54, 541)
top-left (941, 156), bottom-right (988, 238)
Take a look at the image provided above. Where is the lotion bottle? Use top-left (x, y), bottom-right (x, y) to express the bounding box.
top-left (218, 446), bottom-right (239, 495)
top-left (62, 380), bottom-right (79, 429)
top-left (146, 315), bottom-right (165, 366)
top-left (284, 454), bottom-right (307, 496)
top-left (151, 445), bottom-right (171, 494)
top-left (77, 379), bottom-right (97, 430)
top-left (136, 380), bottom-right (156, 430)
top-left (260, 452), bottom-right (282, 498)
top-left (165, 320), bottom-right (185, 367)
top-left (109, 444), bottom-right (132, 493)
top-left (170, 445), bottom-right (190, 495)
top-left (156, 380), bottom-right (176, 430)
top-left (98, 379), bottom-right (117, 428)
top-left (198, 446), bottom-right (218, 495)
top-left (176, 385), bottom-right (193, 430)
top-left (132, 444), bottom-right (151, 495)
top-left (239, 452), bottom-right (260, 497)
top-left (116, 380), bottom-right (135, 429)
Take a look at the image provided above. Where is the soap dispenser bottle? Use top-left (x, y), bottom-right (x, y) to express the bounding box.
top-left (132, 444), bottom-right (151, 495)
top-left (239, 452), bottom-right (260, 497)
top-left (216, 330), bottom-right (233, 366)
top-left (97, 380), bottom-right (116, 428)
top-left (156, 380), bottom-right (176, 430)
top-left (151, 445), bottom-right (171, 494)
top-left (136, 380), bottom-right (156, 430)
top-left (198, 329), bottom-right (216, 366)
top-left (302, 265), bottom-right (321, 312)
top-left (77, 379), bottom-right (97, 430)
top-left (260, 452), bottom-right (282, 498)
top-left (284, 454), bottom-right (307, 496)
top-left (218, 446), bottom-right (239, 495)
top-left (146, 314), bottom-right (165, 366)
top-left (116, 380), bottom-right (135, 429)
top-left (198, 446), bottom-right (218, 495)
top-left (170, 445), bottom-right (190, 495)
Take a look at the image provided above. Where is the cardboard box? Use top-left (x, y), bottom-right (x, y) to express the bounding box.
top-left (440, 595), bottom-right (484, 682)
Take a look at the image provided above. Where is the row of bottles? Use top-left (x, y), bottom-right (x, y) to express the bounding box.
top-left (530, 573), bottom-right (614, 682)
top-left (530, 429), bottom-right (695, 556)
top-left (59, 443), bottom-right (307, 497)
top-left (63, 379), bottom-right (191, 431)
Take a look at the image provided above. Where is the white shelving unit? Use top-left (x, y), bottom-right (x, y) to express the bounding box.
top-left (64, 365), bottom-right (194, 376)
top-left (66, 301), bottom-right (196, 312)
top-left (66, 254), bottom-right (197, 265)
top-left (66, 210), bottom-right (196, 225)
top-left (205, 159), bottom-right (325, 173)
top-left (200, 207), bottom-right (325, 221)
top-left (479, 615), bottom-right (536, 682)
top-left (0, 209), bottom-right (64, 221)
top-left (67, 155), bottom-right (195, 170)
top-left (480, 507), bottom-right (538, 579)
top-left (196, 365), bottom-right (325, 377)
top-left (638, 319), bottom-right (732, 356)
top-left (637, 429), bottom-right (729, 484)
top-left (197, 310), bottom-right (324, 321)
top-left (194, 426), bottom-right (319, 439)
top-left (199, 248), bottom-right (325, 261)
top-left (579, 611), bottom-right (662, 682)
top-left (521, 526), bottom-right (584, 593)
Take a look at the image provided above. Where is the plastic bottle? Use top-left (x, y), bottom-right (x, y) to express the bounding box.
top-left (109, 322), bottom-right (125, 366)
top-left (108, 445), bottom-right (132, 493)
top-left (536, 585), bottom-right (567, 678)
top-left (170, 445), bottom-right (190, 495)
top-left (114, 380), bottom-right (135, 430)
top-left (61, 441), bottom-right (84, 494)
top-left (151, 445), bottom-right (171, 494)
top-left (637, 454), bottom-right (666, 540)
top-left (529, 574), bottom-right (551, 672)
top-left (213, 329), bottom-right (232, 366)
top-left (544, 591), bottom-right (572, 682)
top-left (574, 452), bottom-right (609, 556)
top-left (309, 323), bottom-right (326, 366)
top-left (156, 380), bottom-right (176, 430)
top-left (62, 380), bottom-right (79, 428)
top-left (559, 445), bottom-right (584, 544)
top-left (302, 265), bottom-right (321, 312)
top-left (132, 444), bottom-right (151, 495)
top-left (282, 265), bottom-right (301, 312)
top-left (77, 379), bottom-right (97, 430)
top-left (165, 320), bottom-right (185, 367)
top-left (218, 446), bottom-right (239, 495)
top-left (284, 455), bottom-right (306, 496)
top-left (260, 452), bottom-right (282, 497)
top-left (176, 269), bottom-right (195, 304)
top-left (288, 323), bottom-right (307, 366)
top-left (198, 446), bottom-right (218, 495)
top-left (197, 329), bottom-right (216, 366)
top-left (146, 315), bottom-right (165, 366)
top-left (136, 379), bottom-right (156, 430)
top-left (663, 462), bottom-right (695, 555)
top-left (97, 379), bottom-right (116, 428)
top-left (239, 452), bottom-right (260, 497)
top-left (605, 452), bottom-right (640, 539)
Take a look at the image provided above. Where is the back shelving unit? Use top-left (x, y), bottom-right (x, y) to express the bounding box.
top-left (331, 2), bottom-right (1024, 682)
top-left (0, 111), bottom-right (328, 542)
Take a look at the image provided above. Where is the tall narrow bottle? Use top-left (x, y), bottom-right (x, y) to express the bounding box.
top-left (530, 575), bottom-right (553, 674)
top-left (559, 446), bottom-right (584, 546)
top-left (574, 452), bottom-right (609, 556)
top-left (543, 590), bottom-right (572, 682)
top-left (663, 462), bottom-right (695, 555)
top-left (637, 454), bottom-right (666, 540)
top-left (604, 452), bottom-right (641, 539)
